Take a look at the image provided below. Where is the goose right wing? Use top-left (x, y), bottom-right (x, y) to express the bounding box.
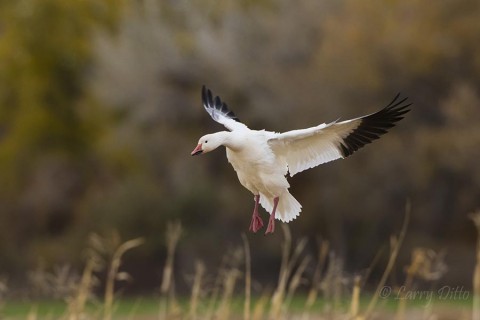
top-left (268, 94), bottom-right (411, 176)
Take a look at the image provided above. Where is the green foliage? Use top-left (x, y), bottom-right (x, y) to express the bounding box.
top-left (0, 0), bottom-right (124, 271)
top-left (0, 0), bottom-right (121, 190)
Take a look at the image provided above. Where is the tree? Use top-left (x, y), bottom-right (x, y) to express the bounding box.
top-left (0, 0), bottom-right (123, 271)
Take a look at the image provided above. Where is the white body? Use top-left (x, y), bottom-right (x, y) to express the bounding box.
top-left (225, 130), bottom-right (301, 222)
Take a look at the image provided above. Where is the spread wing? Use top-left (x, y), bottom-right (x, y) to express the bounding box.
top-left (268, 93), bottom-right (411, 176)
top-left (202, 86), bottom-right (248, 131)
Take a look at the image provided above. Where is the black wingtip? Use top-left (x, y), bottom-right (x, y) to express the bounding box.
top-left (385, 92), bottom-right (412, 111)
top-left (201, 86), bottom-right (241, 122)
top-left (339, 93), bottom-right (411, 158)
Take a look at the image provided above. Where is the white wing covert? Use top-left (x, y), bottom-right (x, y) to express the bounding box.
top-left (268, 93), bottom-right (411, 176)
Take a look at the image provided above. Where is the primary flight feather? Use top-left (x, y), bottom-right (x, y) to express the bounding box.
top-left (191, 86), bottom-right (411, 234)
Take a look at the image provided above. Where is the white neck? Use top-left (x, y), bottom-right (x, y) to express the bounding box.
top-left (214, 131), bottom-right (241, 151)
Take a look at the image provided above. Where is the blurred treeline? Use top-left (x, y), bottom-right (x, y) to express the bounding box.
top-left (0, 0), bottom-right (479, 292)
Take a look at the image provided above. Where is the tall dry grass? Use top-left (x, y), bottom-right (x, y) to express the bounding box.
top-left (159, 221), bottom-right (183, 319)
top-left (242, 234), bottom-right (252, 320)
top-left (189, 260), bottom-right (205, 320)
top-left (104, 235), bottom-right (144, 320)
top-left (66, 238), bottom-right (101, 320)
top-left (363, 201), bottom-right (410, 319)
top-left (154, 201), bottom-right (456, 320)
top-left (13, 231), bottom-right (146, 320)
top-left (3, 203), bottom-right (477, 320)
top-left (470, 210), bottom-right (480, 320)
top-left (302, 238), bottom-right (329, 320)
top-left (270, 224), bottom-right (308, 319)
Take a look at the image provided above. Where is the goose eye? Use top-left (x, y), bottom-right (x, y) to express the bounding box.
top-left (205, 140), bottom-right (208, 143)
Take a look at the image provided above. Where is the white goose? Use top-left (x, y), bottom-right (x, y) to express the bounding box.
top-left (191, 86), bottom-right (411, 234)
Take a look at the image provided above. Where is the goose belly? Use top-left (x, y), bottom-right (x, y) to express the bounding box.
top-left (226, 149), bottom-right (289, 197)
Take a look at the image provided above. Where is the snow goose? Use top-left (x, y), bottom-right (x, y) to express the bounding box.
top-left (191, 86), bottom-right (411, 234)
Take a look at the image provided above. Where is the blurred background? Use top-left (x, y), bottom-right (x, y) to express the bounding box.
top-left (0, 0), bottom-right (479, 297)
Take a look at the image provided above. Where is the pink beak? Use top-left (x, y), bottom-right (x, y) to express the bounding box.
top-left (191, 143), bottom-right (203, 156)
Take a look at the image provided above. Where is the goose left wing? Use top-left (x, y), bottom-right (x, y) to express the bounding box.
top-left (202, 86), bottom-right (248, 131)
top-left (268, 93), bottom-right (411, 176)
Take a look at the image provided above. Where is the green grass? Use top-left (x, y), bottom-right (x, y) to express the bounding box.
top-left (1, 294), bottom-right (472, 319)
top-left (1, 297), bottom-right (160, 319)
top-left (2, 300), bottom-right (68, 318)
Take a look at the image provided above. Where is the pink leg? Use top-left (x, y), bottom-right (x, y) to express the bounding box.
top-left (265, 197), bottom-right (279, 235)
top-left (249, 195), bottom-right (264, 233)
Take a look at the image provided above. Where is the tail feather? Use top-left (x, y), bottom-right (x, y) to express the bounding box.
top-left (259, 191), bottom-right (302, 223)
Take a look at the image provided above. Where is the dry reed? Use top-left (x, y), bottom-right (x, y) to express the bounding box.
top-left (104, 236), bottom-right (144, 320)
top-left (67, 258), bottom-right (97, 319)
top-left (270, 224), bottom-right (308, 319)
top-left (284, 254), bottom-right (311, 311)
top-left (470, 210), bottom-right (480, 320)
top-left (204, 253), bottom-right (229, 320)
top-left (159, 220), bottom-right (183, 319)
top-left (27, 306), bottom-right (38, 320)
top-left (320, 252), bottom-right (344, 317)
top-left (0, 276), bottom-right (7, 315)
top-left (350, 275), bottom-right (361, 318)
top-left (215, 247), bottom-right (243, 319)
top-left (363, 200), bottom-right (410, 319)
top-left (242, 234), bottom-right (252, 320)
top-left (252, 292), bottom-right (270, 320)
top-left (189, 260), bottom-right (205, 320)
top-left (395, 247), bottom-right (447, 320)
top-left (302, 239), bottom-right (329, 320)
